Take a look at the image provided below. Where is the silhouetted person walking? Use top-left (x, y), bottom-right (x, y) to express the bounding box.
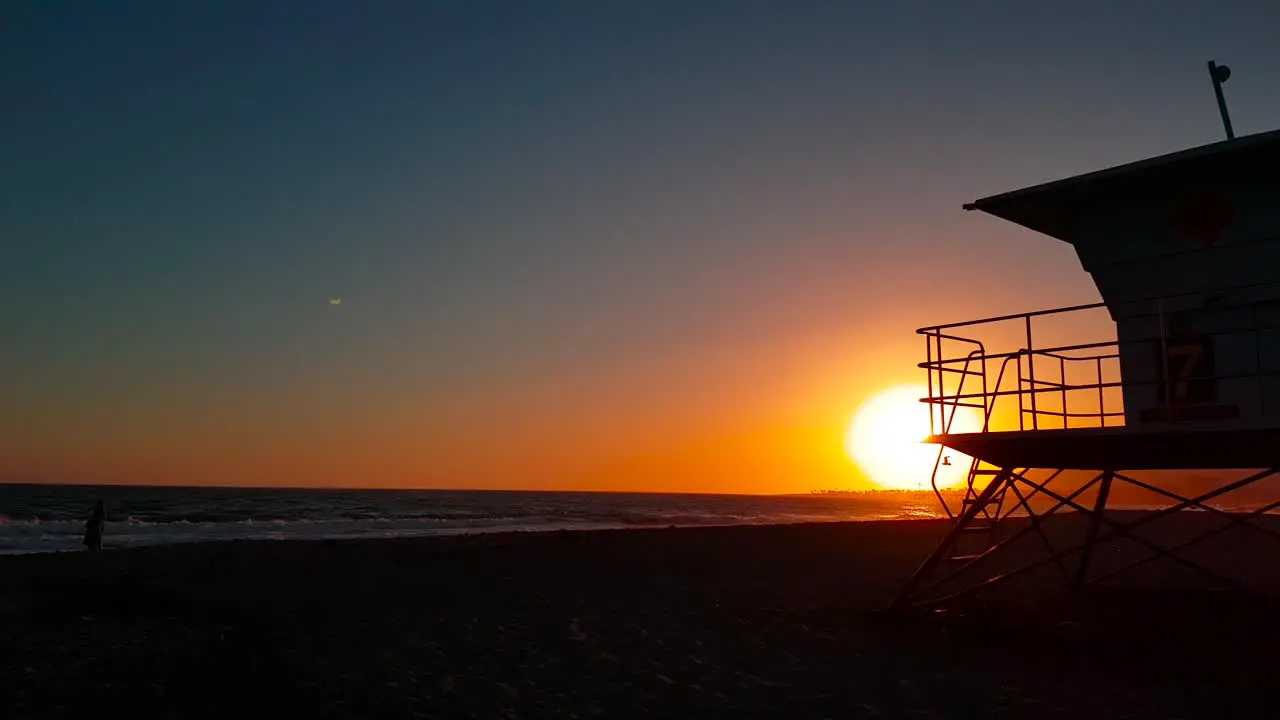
top-left (83, 500), bottom-right (104, 551)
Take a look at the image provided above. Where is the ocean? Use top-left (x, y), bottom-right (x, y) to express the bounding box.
top-left (0, 484), bottom-right (945, 555)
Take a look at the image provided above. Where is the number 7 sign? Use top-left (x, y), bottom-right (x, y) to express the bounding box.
top-left (1156, 336), bottom-right (1216, 405)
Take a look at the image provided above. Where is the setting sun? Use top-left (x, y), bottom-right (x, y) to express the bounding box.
top-left (845, 385), bottom-right (980, 490)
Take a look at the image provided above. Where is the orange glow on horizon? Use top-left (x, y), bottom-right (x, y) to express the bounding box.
top-left (0, 292), bottom-right (1114, 495)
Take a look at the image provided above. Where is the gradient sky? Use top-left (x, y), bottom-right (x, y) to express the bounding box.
top-left (4, 1), bottom-right (1279, 493)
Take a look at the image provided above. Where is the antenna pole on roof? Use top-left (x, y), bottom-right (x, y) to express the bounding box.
top-left (1207, 60), bottom-right (1235, 141)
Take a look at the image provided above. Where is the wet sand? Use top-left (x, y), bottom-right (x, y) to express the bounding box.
top-left (3, 518), bottom-right (1279, 718)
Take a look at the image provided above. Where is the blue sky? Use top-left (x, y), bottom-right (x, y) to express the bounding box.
top-left (3, 1), bottom-right (1279, 489)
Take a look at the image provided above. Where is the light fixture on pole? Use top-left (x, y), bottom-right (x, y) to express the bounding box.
top-left (1208, 60), bottom-right (1235, 140)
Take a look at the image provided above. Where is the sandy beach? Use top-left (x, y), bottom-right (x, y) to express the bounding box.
top-left (3, 517), bottom-right (1279, 718)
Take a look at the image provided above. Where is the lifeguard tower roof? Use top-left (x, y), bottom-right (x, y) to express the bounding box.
top-left (962, 128), bottom-right (1280, 245)
top-left (919, 124), bottom-right (1280, 469)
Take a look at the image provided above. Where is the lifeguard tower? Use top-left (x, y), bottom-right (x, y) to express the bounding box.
top-left (894, 65), bottom-right (1280, 609)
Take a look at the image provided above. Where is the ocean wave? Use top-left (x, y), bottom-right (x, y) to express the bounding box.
top-left (0, 511), bottom-right (933, 555)
top-left (0, 485), bottom-right (957, 555)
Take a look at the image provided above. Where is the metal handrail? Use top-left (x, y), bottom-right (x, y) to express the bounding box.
top-left (918, 302), bottom-right (1106, 334)
top-left (923, 332), bottom-right (1123, 432)
top-left (921, 317), bottom-right (1280, 368)
top-left (925, 333), bottom-right (986, 437)
top-left (918, 294), bottom-right (1280, 434)
top-left (930, 348), bottom-right (987, 519)
top-left (985, 353), bottom-right (1022, 432)
top-left (928, 368), bottom-right (1280, 405)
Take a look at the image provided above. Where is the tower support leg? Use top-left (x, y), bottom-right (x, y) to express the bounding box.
top-left (1074, 470), bottom-right (1114, 587)
top-left (893, 465), bottom-right (1280, 611)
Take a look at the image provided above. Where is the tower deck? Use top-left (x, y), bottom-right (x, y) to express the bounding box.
top-left (931, 426), bottom-right (1280, 471)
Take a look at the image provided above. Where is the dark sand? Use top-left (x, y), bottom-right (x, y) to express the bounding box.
top-left (4, 518), bottom-right (1279, 718)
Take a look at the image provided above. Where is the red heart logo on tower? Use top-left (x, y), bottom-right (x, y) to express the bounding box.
top-left (1171, 191), bottom-right (1233, 248)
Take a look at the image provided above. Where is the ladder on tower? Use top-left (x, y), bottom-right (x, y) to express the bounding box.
top-left (946, 461), bottom-right (1010, 564)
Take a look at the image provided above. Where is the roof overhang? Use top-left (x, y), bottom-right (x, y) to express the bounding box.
top-left (965, 128), bottom-right (1280, 244)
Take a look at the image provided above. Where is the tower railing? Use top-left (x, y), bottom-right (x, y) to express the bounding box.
top-left (920, 302), bottom-right (1121, 436)
top-left (919, 283), bottom-right (1280, 438)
